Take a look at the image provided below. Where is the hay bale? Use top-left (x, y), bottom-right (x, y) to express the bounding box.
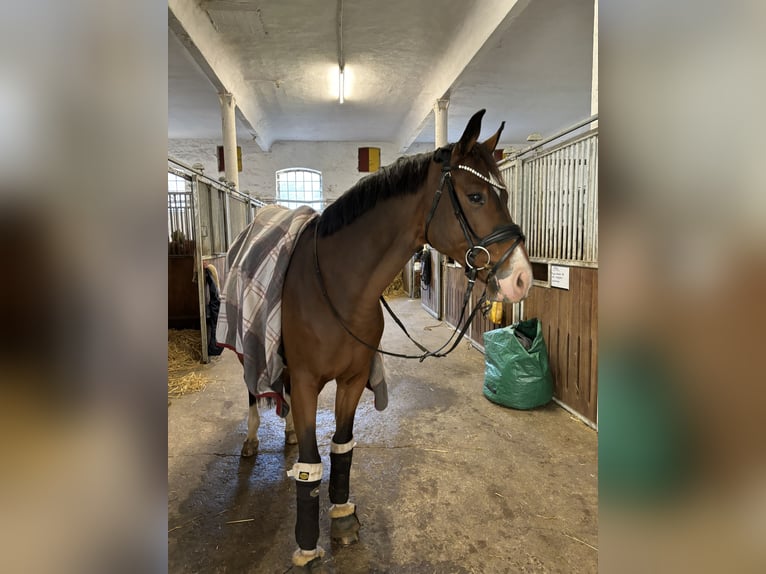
top-left (168, 330), bottom-right (209, 397)
top-left (383, 270), bottom-right (406, 298)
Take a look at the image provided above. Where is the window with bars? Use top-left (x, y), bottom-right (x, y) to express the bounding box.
top-left (168, 172), bottom-right (193, 245)
top-left (276, 168), bottom-right (323, 210)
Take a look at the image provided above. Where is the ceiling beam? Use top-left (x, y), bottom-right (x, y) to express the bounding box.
top-left (168, 0), bottom-right (274, 150)
top-left (394, 0), bottom-right (532, 151)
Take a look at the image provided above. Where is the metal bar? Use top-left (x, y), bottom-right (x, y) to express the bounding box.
top-left (527, 162), bottom-right (542, 255)
top-left (571, 142), bottom-right (580, 260)
top-left (563, 148), bottom-right (569, 260)
top-left (586, 137), bottom-right (596, 262)
top-left (555, 151), bottom-right (561, 260)
top-left (168, 157), bottom-right (266, 206)
top-left (536, 157), bottom-right (542, 258)
top-left (593, 137), bottom-right (599, 262)
top-left (528, 257), bottom-right (597, 269)
top-left (545, 155), bottom-right (552, 258)
top-left (224, 191), bottom-right (232, 250)
top-left (509, 114), bottom-right (598, 159)
top-left (559, 148), bottom-right (566, 261)
top-left (191, 176), bottom-right (209, 363)
top-left (515, 163), bottom-right (521, 224)
top-left (582, 140), bottom-right (598, 261)
top-left (570, 142), bottom-right (578, 260)
top-left (582, 140), bottom-right (588, 260)
top-left (535, 159), bottom-right (542, 258)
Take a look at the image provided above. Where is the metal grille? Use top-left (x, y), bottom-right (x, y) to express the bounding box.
top-left (168, 173), bottom-right (194, 244)
top-left (501, 132), bottom-right (598, 265)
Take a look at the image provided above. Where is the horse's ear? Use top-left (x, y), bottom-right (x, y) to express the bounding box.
top-left (482, 121), bottom-right (505, 152)
top-left (456, 109), bottom-right (486, 155)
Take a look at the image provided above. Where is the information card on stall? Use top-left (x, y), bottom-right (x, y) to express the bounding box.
top-left (550, 265), bottom-right (570, 290)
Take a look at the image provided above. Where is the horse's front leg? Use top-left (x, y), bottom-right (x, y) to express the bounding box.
top-left (287, 376), bottom-right (325, 570)
top-left (329, 375), bottom-right (366, 546)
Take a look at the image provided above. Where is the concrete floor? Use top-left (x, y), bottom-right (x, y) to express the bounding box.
top-left (168, 296), bottom-right (597, 573)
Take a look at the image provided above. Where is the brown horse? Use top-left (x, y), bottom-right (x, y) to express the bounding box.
top-left (275, 109), bottom-right (533, 569)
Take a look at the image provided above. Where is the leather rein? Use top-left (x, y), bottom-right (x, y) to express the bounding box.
top-left (313, 146), bottom-right (525, 361)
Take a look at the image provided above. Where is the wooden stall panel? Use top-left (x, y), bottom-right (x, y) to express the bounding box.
top-left (522, 267), bottom-right (598, 424)
top-left (443, 265), bottom-right (468, 328)
top-left (168, 256), bottom-right (199, 329)
top-left (420, 249), bottom-right (441, 319)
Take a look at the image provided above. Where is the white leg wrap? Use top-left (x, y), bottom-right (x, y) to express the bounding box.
top-left (330, 439), bottom-right (357, 454)
top-left (286, 462), bottom-right (323, 482)
top-left (329, 501), bottom-right (356, 519)
top-left (292, 546), bottom-right (325, 567)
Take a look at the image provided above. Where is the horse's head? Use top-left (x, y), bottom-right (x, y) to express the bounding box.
top-left (425, 109), bottom-right (533, 303)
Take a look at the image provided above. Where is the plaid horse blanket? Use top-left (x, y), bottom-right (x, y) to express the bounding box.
top-left (217, 204), bottom-right (390, 416)
top-left (216, 205), bottom-right (318, 414)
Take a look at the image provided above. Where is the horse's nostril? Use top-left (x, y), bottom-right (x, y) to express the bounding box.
top-left (517, 274), bottom-right (524, 288)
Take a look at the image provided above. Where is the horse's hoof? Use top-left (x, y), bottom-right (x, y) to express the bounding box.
top-left (331, 511), bottom-right (361, 546)
top-left (240, 438), bottom-right (259, 457)
top-left (292, 547), bottom-right (326, 572)
top-left (285, 430), bottom-right (298, 445)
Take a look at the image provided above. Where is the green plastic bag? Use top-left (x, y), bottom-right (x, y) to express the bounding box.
top-left (483, 318), bottom-right (553, 409)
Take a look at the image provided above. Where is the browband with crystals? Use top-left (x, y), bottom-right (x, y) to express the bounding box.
top-left (456, 164), bottom-right (506, 190)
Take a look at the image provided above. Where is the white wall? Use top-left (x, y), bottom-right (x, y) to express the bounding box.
top-left (168, 139), bottom-right (435, 204)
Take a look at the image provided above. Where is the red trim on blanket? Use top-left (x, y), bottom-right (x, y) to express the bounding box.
top-left (217, 342), bottom-right (243, 361)
top-left (216, 343), bottom-right (284, 416)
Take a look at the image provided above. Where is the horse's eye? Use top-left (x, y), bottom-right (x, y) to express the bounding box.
top-left (468, 193), bottom-right (484, 205)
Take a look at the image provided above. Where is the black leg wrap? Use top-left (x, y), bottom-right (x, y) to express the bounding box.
top-left (329, 450), bottom-right (353, 504)
top-left (295, 479), bottom-right (321, 550)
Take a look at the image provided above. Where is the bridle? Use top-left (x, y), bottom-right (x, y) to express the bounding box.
top-left (313, 145), bottom-right (526, 361)
top-left (425, 145), bottom-right (525, 289)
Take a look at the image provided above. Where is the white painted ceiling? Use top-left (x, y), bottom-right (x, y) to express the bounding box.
top-left (168, 0), bottom-right (594, 151)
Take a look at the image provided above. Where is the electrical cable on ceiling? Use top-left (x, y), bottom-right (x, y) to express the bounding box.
top-left (336, 0), bottom-right (344, 69)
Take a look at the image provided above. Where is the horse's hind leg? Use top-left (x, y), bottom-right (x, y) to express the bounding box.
top-left (241, 391), bottom-right (260, 457)
top-left (286, 376), bottom-right (325, 569)
top-left (329, 376), bottom-right (366, 546)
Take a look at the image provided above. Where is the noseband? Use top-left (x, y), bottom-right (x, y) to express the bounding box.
top-left (424, 145), bottom-right (525, 286)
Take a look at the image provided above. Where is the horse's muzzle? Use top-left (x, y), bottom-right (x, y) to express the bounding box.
top-left (488, 253), bottom-right (533, 303)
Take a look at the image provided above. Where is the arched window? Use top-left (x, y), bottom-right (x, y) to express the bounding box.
top-left (276, 168), bottom-right (323, 210)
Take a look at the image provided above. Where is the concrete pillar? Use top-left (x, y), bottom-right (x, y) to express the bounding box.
top-left (590, 0), bottom-right (598, 128)
top-left (218, 92), bottom-right (239, 190)
top-left (434, 98), bottom-right (449, 149)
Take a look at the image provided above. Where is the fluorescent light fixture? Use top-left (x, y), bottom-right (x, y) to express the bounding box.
top-left (338, 66), bottom-right (345, 104)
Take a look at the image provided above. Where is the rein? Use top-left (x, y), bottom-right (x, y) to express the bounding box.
top-left (313, 146), bottom-right (525, 362)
